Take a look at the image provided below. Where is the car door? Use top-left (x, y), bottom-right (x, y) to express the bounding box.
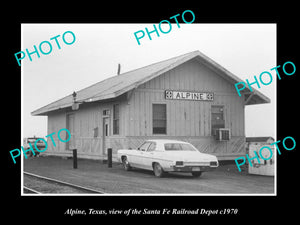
top-left (142, 142), bottom-right (157, 170)
top-left (134, 141), bottom-right (151, 169)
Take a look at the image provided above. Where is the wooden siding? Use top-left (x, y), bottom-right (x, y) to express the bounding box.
top-left (126, 59), bottom-right (245, 137)
top-left (123, 59), bottom-right (245, 158)
top-left (45, 58), bottom-right (246, 160)
top-left (47, 110), bottom-right (67, 154)
top-left (45, 99), bottom-right (129, 159)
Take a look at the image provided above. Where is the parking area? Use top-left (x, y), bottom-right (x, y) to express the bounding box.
top-left (23, 156), bottom-right (275, 194)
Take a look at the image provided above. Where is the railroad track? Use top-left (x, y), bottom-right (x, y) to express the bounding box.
top-left (23, 186), bottom-right (41, 194)
top-left (23, 172), bottom-right (104, 194)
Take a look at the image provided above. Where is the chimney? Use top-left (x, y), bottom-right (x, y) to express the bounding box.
top-left (117, 63), bottom-right (121, 75)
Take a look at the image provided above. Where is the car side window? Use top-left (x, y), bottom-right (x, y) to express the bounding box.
top-left (139, 142), bottom-right (151, 151)
top-left (147, 142), bottom-right (156, 152)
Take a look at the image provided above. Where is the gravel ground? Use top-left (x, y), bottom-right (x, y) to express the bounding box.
top-left (23, 156), bottom-right (275, 194)
top-left (24, 174), bottom-right (92, 194)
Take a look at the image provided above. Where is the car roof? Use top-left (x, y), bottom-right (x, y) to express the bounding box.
top-left (146, 139), bottom-right (189, 144)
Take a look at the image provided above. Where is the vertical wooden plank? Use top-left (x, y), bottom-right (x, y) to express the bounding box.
top-left (208, 102), bottom-right (212, 137)
top-left (124, 101), bottom-right (129, 136)
top-left (233, 96), bottom-right (238, 136)
top-left (138, 91), bottom-right (142, 136)
top-left (180, 65), bottom-right (185, 90)
top-left (183, 101), bottom-right (187, 137)
top-left (204, 102), bottom-right (209, 136)
top-left (170, 69), bottom-right (176, 90)
top-left (175, 67), bottom-right (180, 90)
top-left (231, 96), bottom-right (236, 136)
top-left (177, 101), bottom-right (182, 136)
top-left (134, 91), bottom-right (139, 136)
top-left (157, 74), bottom-right (161, 90)
top-left (168, 101), bottom-right (174, 136)
top-left (156, 90), bottom-right (161, 102)
top-left (157, 74), bottom-right (164, 90)
top-left (119, 102), bottom-right (124, 136)
top-left (140, 91), bottom-right (145, 136)
top-left (190, 101), bottom-right (195, 136)
top-left (177, 65), bottom-right (183, 90)
top-left (129, 93), bottom-right (134, 136)
top-left (178, 101), bottom-right (182, 136)
top-left (237, 98), bottom-right (241, 136)
top-left (225, 96), bottom-right (230, 132)
top-left (145, 90), bottom-right (150, 136)
top-left (153, 76), bottom-right (159, 89)
top-left (173, 68), bottom-right (178, 90)
top-left (238, 97), bottom-right (244, 136)
top-left (190, 61), bottom-right (196, 91)
top-left (172, 101), bottom-right (176, 136)
top-left (173, 101), bottom-right (177, 136)
top-left (133, 92), bottom-right (137, 136)
top-left (164, 71), bottom-right (169, 90)
top-left (181, 101), bottom-right (186, 136)
top-left (196, 102), bottom-right (200, 136)
top-left (186, 61), bottom-right (192, 90)
top-left (241, 98), bottom-right (245, 136)
top-left (230, 96), bottom-right (236, 136)
top-left (185, 101), bottom-right (191, 137)
top-left (195, 102), bottom-right (199, 136)
top-left (167, 101), bottom-right (170, 136)
top-left (203, 102), bottom-right (206, 136)
top-left (149, 93), bottom-right (153, 135)
top-left (201, 102), bottom-right (205, 136)
top-left (192, 62), bottom-right (197, 91)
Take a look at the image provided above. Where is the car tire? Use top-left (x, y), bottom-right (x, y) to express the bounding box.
top-left (122, 157), bottom-right (131, 171)
top-left (153, 163), bottom-right (165, 177)
top-left (191, 171), bottom-right (202, 177)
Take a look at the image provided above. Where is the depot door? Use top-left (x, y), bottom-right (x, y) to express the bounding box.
top-left (102, 117), bottom-right (110, 155)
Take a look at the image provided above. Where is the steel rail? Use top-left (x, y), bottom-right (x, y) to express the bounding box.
top-left (24, 171), bottom-right (104, 194)
top-left (23, 186), bottom-right (41, 194)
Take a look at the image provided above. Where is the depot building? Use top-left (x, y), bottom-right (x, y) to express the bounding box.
top-left (32, 50), bottom-right (270, 161)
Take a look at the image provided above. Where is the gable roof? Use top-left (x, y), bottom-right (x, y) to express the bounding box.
top-left (31, 50), bottom-right (270, 116)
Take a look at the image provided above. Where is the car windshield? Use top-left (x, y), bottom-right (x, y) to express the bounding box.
top-left (164, 143), bottom-right (197, 151)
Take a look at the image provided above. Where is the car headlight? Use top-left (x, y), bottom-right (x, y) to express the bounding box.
top-left (175, 161), bottom-right (184, 166)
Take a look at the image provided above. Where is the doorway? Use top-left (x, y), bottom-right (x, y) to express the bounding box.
top-left (102, 117), bottom-right (110, 155)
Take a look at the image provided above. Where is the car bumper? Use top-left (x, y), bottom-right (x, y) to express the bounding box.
top-left (166, 165), bottom-right (217, 172)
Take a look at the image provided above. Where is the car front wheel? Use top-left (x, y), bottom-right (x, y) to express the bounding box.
top-left (122, 157), bottom-right (131, 171)
top-left (153, 163), bottom-right (165, 177)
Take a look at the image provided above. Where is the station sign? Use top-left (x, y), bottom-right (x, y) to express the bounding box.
top-left (165, 90), bottom-right (214, 101)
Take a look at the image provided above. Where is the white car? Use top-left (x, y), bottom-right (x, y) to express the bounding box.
top-left (117, 139), bottom-right (219, 177)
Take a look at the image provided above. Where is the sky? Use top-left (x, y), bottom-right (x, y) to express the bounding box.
top-left (22, 23), bottom-right (276, 138)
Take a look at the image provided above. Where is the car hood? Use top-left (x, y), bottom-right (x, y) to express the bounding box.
top-left (163, 151), bottom-right (218, 162)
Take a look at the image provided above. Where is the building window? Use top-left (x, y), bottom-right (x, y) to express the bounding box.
top-left (113, 104), bottom-right (119, 135)
top-left (211, 105), bottom-right (225, 136)
top-left (153, 104), bottom-right (167, 134)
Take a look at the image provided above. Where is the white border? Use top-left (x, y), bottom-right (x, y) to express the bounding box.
top-left (21, 23), bottom-right (277, 197)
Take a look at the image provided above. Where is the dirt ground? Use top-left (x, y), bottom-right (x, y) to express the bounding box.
top-left (23, 156), bottom-right (275, 194)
